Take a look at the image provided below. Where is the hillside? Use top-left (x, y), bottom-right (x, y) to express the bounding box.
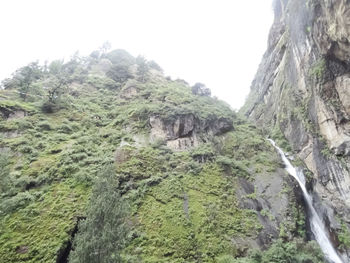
top-left (242, 0), bottom-right (350, 261)
top-left (0, 49), bottom-right (324, 262)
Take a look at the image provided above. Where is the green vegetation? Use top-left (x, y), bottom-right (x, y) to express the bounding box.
top-left (69, 164), bottom-right (130, 263)
top-left (217, 239), bottom-right (323, 263)
top-left (270, 125), bottom-right (292, 153)
top-left (0, 149), bottom-right (11, 193)
top-left (0, 49), bottom-right (323, 262)
top-left (0, 182), bottom-right (89, 263)
top-left (338, 222), bottom-right (350, 250)
top-left (309, 58), bottom-right (326, 81)
top-left (122, 160), bottom-right (262, 262)
top-left (1, 62), bottom-right (43, 101)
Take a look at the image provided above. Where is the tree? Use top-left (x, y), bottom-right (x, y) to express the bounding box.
top-left (42, 60), bottom-right (71, 112)
top-left (191, 82), bottom-right (211, 96)
top-left (69, 164), bottom-right (130, 263)
top-left (105, 49), bottom-right (135, 66)
top-left (107, 64), bottom-right (133, 84)
top-left (2, 62), bottom-right (42, 101)
top-left (136, 56), bottom-right (149, 83)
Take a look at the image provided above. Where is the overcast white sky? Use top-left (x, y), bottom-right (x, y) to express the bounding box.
top-left (0, 0), bottom-right (273, 110)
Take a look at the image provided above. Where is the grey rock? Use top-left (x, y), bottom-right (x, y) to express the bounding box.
top-left (242, 0), bottom-right (350, 254)
top-left (149, 114), bottom-right (233, 150)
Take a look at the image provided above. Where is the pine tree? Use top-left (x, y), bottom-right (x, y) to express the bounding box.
top-left (136, 56), bottom-right (149, 83)
top-left (69, 164), bottom-right (129, 263)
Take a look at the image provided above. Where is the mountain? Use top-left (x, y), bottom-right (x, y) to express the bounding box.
top-left (2, 1), bottom-right (350, 261)
top-left (242, 0), bottom-right (350, 260)
top-left (0, 48), bottom-right (323, 263)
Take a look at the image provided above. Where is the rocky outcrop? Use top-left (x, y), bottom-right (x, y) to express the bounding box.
top-left (191, 83), bottom-right (211, 96)
top-left (242, 0), bottom-right (350, 258)
top-left (120, 80), bottom-right (139, 99)
top-left (149, 114), bottom-right (233, 150)
top-left (235, 169), bottom-right (306, 250)
top-left (0, 106), bottom-right (26, 120)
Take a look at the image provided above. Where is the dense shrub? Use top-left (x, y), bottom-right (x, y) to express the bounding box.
top-left (0, 150), bottom-right (11, 193)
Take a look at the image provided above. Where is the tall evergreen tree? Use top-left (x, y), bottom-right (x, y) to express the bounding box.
top-left (69, 164), bottom-right (129, 263)
top-left (136, 56), bottom-right (149, 83)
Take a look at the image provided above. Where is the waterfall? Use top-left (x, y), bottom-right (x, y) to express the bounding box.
top-left (268, 139), bottom-right (344, 263)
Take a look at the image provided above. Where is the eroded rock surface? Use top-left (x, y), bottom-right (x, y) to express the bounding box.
top-left (242, 0), bottom-right (350, 258)
top-left (149, 114), bottom-right (233, 150)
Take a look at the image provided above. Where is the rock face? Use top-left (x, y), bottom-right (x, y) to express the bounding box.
top-left (0, 106), bottom-right (26, 120)
top-left (242, 0), bottom-right (350, 258)
top-left (149, 114), bottom-right (233, 150)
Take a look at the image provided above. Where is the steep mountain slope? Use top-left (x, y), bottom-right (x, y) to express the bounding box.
top-left (242, 0), bottom-right (350, 259)
top-left (0, 50), bottom-right (323, 262)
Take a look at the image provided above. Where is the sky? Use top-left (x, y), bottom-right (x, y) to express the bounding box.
top-left (0, 0), bottom-right (273, 110)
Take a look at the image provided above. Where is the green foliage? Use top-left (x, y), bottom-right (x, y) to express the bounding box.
top-left (258, 239), bottom-right (324, 263)
top-left (136, 55), bottom-right (149, 82)
top-left (86, 74), bottom-right (118, 90)
top-left (309, 58), bottom-right (326, 81)
top-left (123, 160), bottom-right (262, 262)
top-left (0, 182), bottom-right (89, 263)
top-left (0, 48), bottom-right (325, 263)
top-left (1, 62), bottom-right (43, 101)
top-left (270, 125), bottom-right (292, 152)
top-left (218, 239), bottom-right (324, 263)
top-left (245, 187), bottom-right (258, 200)
top-left (43, 60), bottom-right (71, 107)
top-left (0, 191), bottom-right (35, 214)
top-left (105, 49), bottom-right (135, 66)
top-left (190, 143), bottom-right (215, 162)
top-left (69, 164), bottom-right (130, 263)
top-left (219, 122), bottom-right (279, 175)
top-left (107, 64), bottom-right (133, 84)
top-left (0, 149), bottom-right (11, 194)
top-left (338, 222), bottom-right (350, 250)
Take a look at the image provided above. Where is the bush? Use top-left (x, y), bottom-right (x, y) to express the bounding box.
top-left (338, 222), bottom-right (350, 249)
top-left (0, 149), bottom-right (11, 193)
top-left (41, 101), bottom-right (59, 113)
top-left (19, 145), bottom-right (35, 154)
top-left (86, 75), bottom-right (118, 90)
top-left (0, 191), bottom-right (35, 214)
top-left (37, 120), bottom-right (52, 131)
top-left (218, 239), bottom-right (324, 263)
top-left (58, 123), bottom-right (73, 134)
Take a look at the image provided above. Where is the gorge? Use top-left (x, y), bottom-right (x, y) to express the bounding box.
top-left (0, 0), bottom-right (350, 263)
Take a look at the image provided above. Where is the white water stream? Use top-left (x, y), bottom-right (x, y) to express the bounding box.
top-left (268, 139), bottom-right (344, 263)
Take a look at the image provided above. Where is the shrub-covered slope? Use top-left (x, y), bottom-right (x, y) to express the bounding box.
top-left (0, 49), bottom-right (322, 262)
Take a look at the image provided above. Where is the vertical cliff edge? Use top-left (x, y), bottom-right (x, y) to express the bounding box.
top-left (242, 0), bottom-right (350, 259)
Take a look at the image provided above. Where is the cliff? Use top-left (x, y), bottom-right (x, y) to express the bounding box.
top-left (242, 0), bottom-right (350, 259)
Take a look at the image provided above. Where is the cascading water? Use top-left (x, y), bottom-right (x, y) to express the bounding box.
top-left (268, 139), bottom-right (344, 263)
